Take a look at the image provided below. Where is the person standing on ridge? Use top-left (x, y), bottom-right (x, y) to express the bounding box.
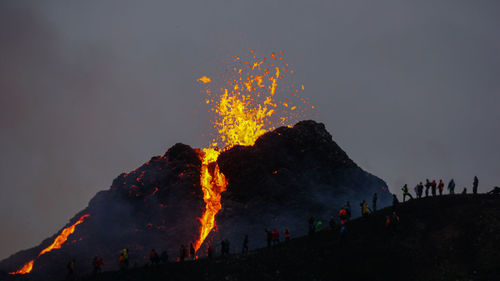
top-left (272, 228), bottom-right (280, 246)
top-left (418, 182), bottom-right (424, 198)
top-left (284, 228), bottom-right (291, 242)
top-left (473, 176), bottom-right (479, 194)
top-left (448, 179), bottom-right (456, 195)
top-left (67, 259), bottom-right (75, 280)
top-left (207, 245), bottom-right (213, 259)
top-left (438, 180), bottom-right (444, 196)
top-left (242, 235), bottom-right (249, 254)
top-left (92, 256), bottom-right (103, 275)
top-left (189, 243), bottom-right (195, 260)
top-left (431, 180), bottom-right (437, 196)
top-left (179, 245), bottom-right (186, 261)
top-left (372, 193), bottom-right (378, 212)
top-left (360, 200), bottom-right (370, 217)
top-left (160, 251), bottom-right (169, 263)
top-left (329, 216), bottom-right (336, 230)
top-left (265, 229), bottom-right (273, 247)
top-left (425, 179), bottom-right (431, 197)
top-left (345, 202), bottom-right (352, 220)
top-left (207, 245), bottom-right (214, 259)
top-left (308, 216), bottom-right (315, 236)
top-left (150, 249), bottom-right (159, 265)
top-left (316, 220), bottom-right (323, 232)
top-left (402, 184), bottom-right (413, 202)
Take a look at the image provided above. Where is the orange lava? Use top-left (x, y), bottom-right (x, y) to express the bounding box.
top-left (8, 260), bottom-right (33, 275)
top-left (9, 214), bottom-right (90, 275)
top-left (194, 51), bottom-right (312, 251)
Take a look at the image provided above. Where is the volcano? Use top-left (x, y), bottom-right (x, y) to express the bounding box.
top-left (0, 120), bottom-right (391, 280)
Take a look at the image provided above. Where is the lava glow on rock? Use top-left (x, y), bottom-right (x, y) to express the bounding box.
top-left (194, 50), bottom-right (311, 251)
top-left (9, 214), bottom-right (90, 275)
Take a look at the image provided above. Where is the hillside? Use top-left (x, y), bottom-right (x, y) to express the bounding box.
top-left (0, 120), bottom-right (391, 280)
top-left (71, 194), bottom-right (500, 281)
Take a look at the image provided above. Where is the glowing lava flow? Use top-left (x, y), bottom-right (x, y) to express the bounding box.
top-left (9, 214), bottom-right (90, 275)
top-left (194, 51), bottom-right (312, 251)
top-left (194, 148), bottom-right (227, 251)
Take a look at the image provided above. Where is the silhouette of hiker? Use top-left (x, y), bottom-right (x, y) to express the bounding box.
top-left (265, 229), bottom-right (273, 247)
top-left (92, 256), bottom-right (103, 275)
top-left (425, 179), bottom-right (431, 197)
top-left (284, 228), bottom-right (291, 242)
top-left (179, 245), bottom-right (186, 261)
top-left (66, 259), bottom-right (75, 280)
top-left (150, 249), bottom-right (159, 265)
top-left (242, 235), bottom-right (249, 254)
top-left (372, 193), bottom-right (378, 212)
top-left (190, 243), bottom-right (195, 260)
top-left (402, 184), bottom-right (413, 202)
top-left (448, 179), bottom-right (455, 195)
top-left (431, 180), bottom-right (437, 196)
top-left (438, 180), bottom-right (444, 195)
top-left (473, 176), bottom-right (479, 194)
top-left (308, 216), bottom-right (315, 236)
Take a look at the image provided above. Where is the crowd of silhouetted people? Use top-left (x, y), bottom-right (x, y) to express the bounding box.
top-left (62, 175), bottom-right (500, 280)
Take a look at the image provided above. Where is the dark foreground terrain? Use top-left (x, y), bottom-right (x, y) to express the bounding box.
top-left (69, 194), bottom-right (500, 281)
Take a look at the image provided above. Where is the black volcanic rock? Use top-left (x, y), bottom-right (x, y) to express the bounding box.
top-left (0, 143), bottom-right (205, 280)
top-left (0, 121), bottom-right (391, 280)
top-left (209, 120), bottom-right (391, 251)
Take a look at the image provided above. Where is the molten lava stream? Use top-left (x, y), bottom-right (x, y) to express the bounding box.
top-left (194, 148), bottom-right (227, 251)
top-left (9, 214), bottom-right (90, 275)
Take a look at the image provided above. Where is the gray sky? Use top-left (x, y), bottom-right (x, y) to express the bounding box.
top-left (1, 0), bottom-right (499, 260)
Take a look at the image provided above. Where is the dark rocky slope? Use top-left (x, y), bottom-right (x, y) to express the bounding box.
top-left (76, 195), bottom-right (500, 281)
top-left (0, 120), bottom-right (391, 280)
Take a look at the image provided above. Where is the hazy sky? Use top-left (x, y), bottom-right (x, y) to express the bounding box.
top-left (1, 0), bottom-right (499, 260)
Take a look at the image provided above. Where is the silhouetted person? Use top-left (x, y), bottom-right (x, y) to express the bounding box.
top-left (316, 220), bottom-right (323, 232)
top-left (462, 187), bottom-right (467, 194)
top-left (179, 245), bottom-right (186, 261)
top-left (284, 228), bottom-right (290, 242)
top-left (92, 256), bottom-right (103, 275)
top-left (207, 245), bottom-right (213, 259)
top-left (220, 240), bottom-right (226, 256)
top-left (224, 239), bottom-right (230, 254)
top-left (329, 216), bottom-right (336, 230)
top-left (360, 200), bottom-right (370, 217)
top-left (66, 259), bottom-right (75, 280)
top-left (402, 184), bottom-right (413, 202)
top-left (473, 176), bottom-right (479, 194)
top-left (308, 216), bottom-right (315, 236)
top-left (190, 243), bottom-right (195, 260)
top-left (242, 235), bottom-right (249, 254)
top-left (160, 251), bottom-right (168, 263)
top-left (150, 249), bottom-right (159, 265)
top-left (265, 229), bottom-right (273, 247)
top-left (431, 180), bottom-right (437, 196)
top-left (438, 180), bottom-right (444, 195)
top-left (392, 194), bottom-right (399, 212)
top-left (425, 179), bottom-right (431, 197)
top-left (372, 193), bottom-right (378, 212)
top-left (448, 179), bottom-right (456, 195)
top-left (417, 182), bottom-right (424, 198)
top-left (272, 228), bottom-right (280, 245)
top-left (345, 201), bottom-right (352, 220)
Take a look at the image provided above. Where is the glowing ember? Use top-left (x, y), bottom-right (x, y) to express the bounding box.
top-left (194, 51), bottom-right (312, 251)
top-left (9, 214), bottom-right (90, 275)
